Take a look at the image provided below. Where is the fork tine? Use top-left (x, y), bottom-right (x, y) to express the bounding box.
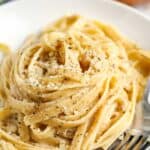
top-left (122, 130), bottom-right (146, 150)
top-left (111, 132), bottom-right (131, 150)
top-left (140, 136), bottom-right (150, 150)
top-left (123, 135), bottom-right (144, 150)
top-left (134, 136), bottom-right (147, 150)
top-left (108, 130), bottom-right (149, 150)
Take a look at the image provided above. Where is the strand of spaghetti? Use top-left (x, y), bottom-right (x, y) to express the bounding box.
top-left (30, 78), bottom-right (110, 127)
top-left (93, 81), bottom-right (137, 149)
top-left (70, 121), bottom-right (89, 150)
top-left (0, 43), bottom-right (10, 54)
top-left (83, 99), bottom-right (118, 149)
top-left (0, 129), bottom-right (35, 149)
top-left (24, 76), bottom-right (108, 125)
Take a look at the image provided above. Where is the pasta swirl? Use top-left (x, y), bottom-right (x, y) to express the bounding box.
top-left (0, 15), bottom-right (150, 150)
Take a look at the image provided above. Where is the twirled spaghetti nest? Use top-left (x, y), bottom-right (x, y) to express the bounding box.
top-left (0, 15), bottom-right (150, 150)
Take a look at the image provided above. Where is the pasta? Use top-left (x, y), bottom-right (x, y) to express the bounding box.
top-left (0, 15), bottom-right (150, 150)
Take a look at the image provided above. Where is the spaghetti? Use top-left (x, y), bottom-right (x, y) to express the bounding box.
top-left (0, 15), bottom-right (150, 150)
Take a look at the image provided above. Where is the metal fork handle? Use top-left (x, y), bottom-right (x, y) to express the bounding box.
top-left (143, 80), bottom-right (150, 112)
top-left (143, 80), bottom-right (150, 132)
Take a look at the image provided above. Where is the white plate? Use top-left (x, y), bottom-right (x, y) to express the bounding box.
top-left (0, 0), bottom-right (150, 50)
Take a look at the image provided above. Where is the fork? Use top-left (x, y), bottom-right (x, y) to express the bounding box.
top-left (108, 80), bottom-right (150, 150)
